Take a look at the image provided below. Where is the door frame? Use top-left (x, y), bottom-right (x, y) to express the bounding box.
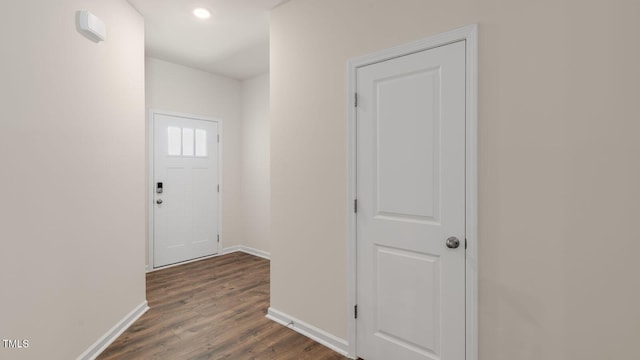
top-left (346, 24), bottom-right (478, 359)
top-left (147, 109), bottom-right (223, 271)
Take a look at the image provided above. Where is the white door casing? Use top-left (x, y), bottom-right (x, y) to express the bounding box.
top-left (152, 112), bottom-right (221, 268)
top-left (347, 25), bottom-right (478, 360)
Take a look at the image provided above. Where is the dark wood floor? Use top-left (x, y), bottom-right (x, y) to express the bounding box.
top-left (98, 252), bottom-right (349, 360)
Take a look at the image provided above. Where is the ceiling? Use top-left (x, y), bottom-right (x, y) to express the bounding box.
top-left (128, 0), bottom-right (287, 79)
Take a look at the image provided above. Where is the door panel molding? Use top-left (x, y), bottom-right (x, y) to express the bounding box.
top-left (347, 24), bottom-right (477, 360)
top-left (147, 109), bottom-right (223, 271)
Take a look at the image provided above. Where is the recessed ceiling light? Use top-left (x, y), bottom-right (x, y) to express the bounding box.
top-left (193, 8), bottom-right (211, 19)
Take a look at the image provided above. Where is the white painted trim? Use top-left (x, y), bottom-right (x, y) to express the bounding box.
top-left (266, 308), bottom-right (350, 358)
top-left (77, 301), bottom-right (149, 360)
top-left (146, 245), bottom-right (271, 273)
top-left (222, 245), bottom-right (243, 254)
top-left (346, 55), bottom-right (358, 358)
top-left (464, 24), bottom-right (480, 360)
top-left (346, 24), bottom-right (478, 360)
top-left (146, 253), bottom-right (221, 273)
top-left (223, 245), bottom-right (271, 260)
top-left (147, 109), bottom-right (223, 270)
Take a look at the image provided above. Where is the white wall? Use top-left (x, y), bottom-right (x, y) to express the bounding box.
top-left (239, 74), bottom-right (271, 253)
top-left (145, 58), bottom-right (243, 265)
top-left (0, 1), bottom-right (146, 359)
top-left (270, 0), bottom-right (640, 359)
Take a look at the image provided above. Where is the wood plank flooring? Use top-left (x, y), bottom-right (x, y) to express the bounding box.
top-left (97, 252), bottom-right (349, 360)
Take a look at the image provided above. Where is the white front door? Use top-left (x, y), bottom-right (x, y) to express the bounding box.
top-left (153, 113), bottom-right (220, 268)
top-left (356, 40), bottom-right (466, 359)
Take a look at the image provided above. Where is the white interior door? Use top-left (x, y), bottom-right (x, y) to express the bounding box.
top-left (153, 113), bottom-right (219, 268)
top-left (356, 40), bottom-right (466, 360)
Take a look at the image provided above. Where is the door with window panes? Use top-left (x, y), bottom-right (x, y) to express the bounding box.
top-left (153, 113), bottom-right (219, 268)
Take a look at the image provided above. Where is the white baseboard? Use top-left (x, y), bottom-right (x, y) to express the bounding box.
top-left (266, 307), bottom-right (350, 358)
top-left (147, 246), bottom-right (270, 273)
top-left (222, 245), bottom-right (243, 254)
top-left (223, 245), bottom-right (271, 260)
top-left (77, 301), bottom-right (149, 360)
top-left (147, 253), bottom-right (220, 273)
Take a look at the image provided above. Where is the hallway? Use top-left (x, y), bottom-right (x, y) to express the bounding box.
top-left (98, 252), bottom-right (347, 359)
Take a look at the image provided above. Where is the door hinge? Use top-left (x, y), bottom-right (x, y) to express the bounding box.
top-left (465, 238), bottom-right (468, 249)
top-left (217, 184), bottom-right (220, 192)
top-left (217, 134), bottom-right (220, 143)
top-left (217, 234), bottom-right (220, 243)
top-left (354, 305), bottom-right (358, 319)
top-left (354, 199), bottom-right (358, 213)
top-left (354, 93), bottom-right (358, 107)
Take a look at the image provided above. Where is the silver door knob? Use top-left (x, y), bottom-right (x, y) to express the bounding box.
top-left (446, 236), bottom-right (460, 249)
top-left (156, 199), bottom-right (163, 205)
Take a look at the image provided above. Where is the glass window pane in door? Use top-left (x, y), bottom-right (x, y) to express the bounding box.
top-left (168, 127), bottom-right (181, 156)
top-left (195, 129), bottom-right (207, 157)
top-left (182, 128), bottom-right (194, 156)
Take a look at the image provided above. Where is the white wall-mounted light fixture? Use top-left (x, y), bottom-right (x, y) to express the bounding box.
top-left (78, 10), bottom-right (106, 42)
top-left (193, 8), bottom-right (211, 19)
